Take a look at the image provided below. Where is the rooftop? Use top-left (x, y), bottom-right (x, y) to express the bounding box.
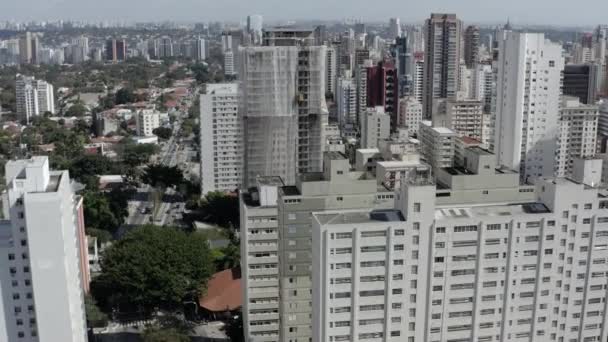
top-left (198, 268), bottom-right (242, 312)
top-left (435, 202), bottom-right (551, 220)
top-left (257, 176), bottom-right (284, 187)
top-left (326, 151), bottom-right (347, 160)
top-left (315, 209), bottom-right (405, 225)
top-left (205, 83), bottom-right (238, 95)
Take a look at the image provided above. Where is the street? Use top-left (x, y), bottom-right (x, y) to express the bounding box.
top-left (125, 91), bottom-right (199, 230)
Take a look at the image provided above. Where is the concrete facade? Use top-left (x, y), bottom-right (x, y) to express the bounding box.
top-left (0, 156), bottom-right (88, 342)
top-left (199, 83), bottom-right (243, 195)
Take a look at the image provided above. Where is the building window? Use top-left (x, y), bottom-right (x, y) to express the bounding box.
top-left (413, 203), bottom-right (421, 212)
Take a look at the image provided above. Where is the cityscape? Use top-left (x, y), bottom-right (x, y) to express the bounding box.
top-left (1, 2), bottom-right (608, 342)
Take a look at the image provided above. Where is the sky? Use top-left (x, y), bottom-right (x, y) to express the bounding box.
top-left (1, 0), bottom-right (606, 27)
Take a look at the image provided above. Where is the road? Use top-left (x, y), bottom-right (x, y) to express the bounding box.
top-left (124, 91), bottom-right (199, 230)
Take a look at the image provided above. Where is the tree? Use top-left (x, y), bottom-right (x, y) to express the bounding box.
top-left (199, 191), bottom-right (240, 228)
top-left (115, 88), bottom-right (136, 105)
top-left (223, 315), bottom-right (244, 342)
top-left (153, 127), bottom-right (172, 140)
top-left (85, 295), bottom-right (109, 328)
top-left (214, 230), bottom-right (240, 271)
top-left (90, 225), bottom-right (213, 317)
top-left (69, 155), bottom-right (120, 188)
top-left (65, 103), bottom-right (88, 117)
top-left (118, 141), bottom-right (160, 167)
top-left (142, 164), bottom-right (184, 189)
top-left (142, 327), bottom-right (189, 342)
top-left (83, 191), bottom-right (122, 234)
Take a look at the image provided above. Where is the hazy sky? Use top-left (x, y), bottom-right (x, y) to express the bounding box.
top-left (1, 0), bottom-right (606, 27)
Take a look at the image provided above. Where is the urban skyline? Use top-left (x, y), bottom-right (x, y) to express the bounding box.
top-left (1, 4), bottom-right (608, 342)
top-left (1, 1), bottom-right (607, 27)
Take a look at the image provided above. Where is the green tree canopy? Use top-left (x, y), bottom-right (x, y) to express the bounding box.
top-left (85, 295), bottom-right (109, 328)
top-left (142, 164), bottom-right (184, 189)
top-left (65, 103), bottom-right (88, 117)
top-left (91, 225), bottom-right (213, 317)
top-left (117, 141), bottom-right (160, 168)
top-left (153, 127), bottom-right (173, 140)
top-left (199, 191), bottom-right (240, 228)
top-left (83, 191), bottom-right (123, 234)
top-left (115, 88), bottom-right (136, 105)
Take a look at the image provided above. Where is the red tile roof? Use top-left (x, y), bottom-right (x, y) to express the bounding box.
top-left (199, 268), bottom-right (242, 312)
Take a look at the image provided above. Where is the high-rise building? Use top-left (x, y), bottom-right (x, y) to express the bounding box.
top-left (598, 101), bottom-right (608, 153)
top-left (361, 107), bottom-right (391, 149)
top-left (325, 46), bottom-right (338, 99)
top-left (240, 177), bottom-right (282, 342)
top-left (412, 55), bottom-right (424, 104)
top-left (224, 50), bottom-right (236, 76)
top-left (239, 27), bottom-right (327, 186)
top-left (398, 96), bottom-right (423, 137)
top-left (312, 146), bottom-right (608, 342)
top-left (194, 38), bottom-right (209, 61)
top-left (311, 208), bottom-right (410, 342)
top-left (105, 39), bottom-right (127, 62)
top-left (564, 64), bottom-right (598, 105)
top-left (394, 36), bottom-right (411, 97)
top-left (247, 15), bottom-right (264, 44)
top-left (135, 109), bottom-right (160, 137)
top-left (555, 96), bottom-right (598, 177)
top-left (419, 120), bottom-right (457, 172)
top-left (19, 32), bottom-right (39, 65)
top-left (423, 13), bottom-right (462, 118)
top-left (356, 59), bottom-right (373, 121)
top-left (275, 153), bottom-right (395, 342)
top-left (494, 31), bottom-right (564, 182)
top-left (0, 156), bottom-right (88, 342)
top-left (15, 75), bottom-right (38, 124)
top-left (367, 60), bottom-right (399, 129)
top-left (158, 36), bottom-right (173, 58)
top-left (36, 79), bottom-right (54, 115)
top-left (388, 18), bottom-right (401, 40)
top-left (16, 75), bottom-right (53, 124)
top-left (336, 77), bottom-right (357, 128)
top-left (432, 96), bottom-right (484, 141)
top-left (199, 83), bottom-right (243, 195)
top-left (472, 63), bottom-right (494, 113)
top-left (464, 25), bottom-right (480, 68)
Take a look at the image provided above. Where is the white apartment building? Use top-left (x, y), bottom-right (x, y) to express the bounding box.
top-left (135, 109), bottom-right (161, 137)
top-left (556, 96), bottom-right (599, 177)
top-left (473, 64), bottom-right (494, 113)
top-left (15, 75), bottom-right (52, 123)
top-left (15, 75), bottom-right (39, 124)
top-left (481, 113), bottom-right (493, 149)
top-left (361, 107), bottom-right (390, 149)
top-left (0, 156), bottom-right (88, 342)
top-left (240, 177), bottom-right (282, 342)
top-left (494, 31), bottom-right (564, 182)
top-left (275, 153), bottom-right (395, 342)
top-left (312, 209), bottom-right (410, 342)
top-left (310, 146), bottom-right (608, 342)
top-left (199, 83), bottom-right (243, 195)
top-left (432, 97), bottom-right (484, 141)
top-left (35, 80), bottom-right (54, 115)
top-left (419, 120), bottom-right (457, 173)
top-left (398, 96), bottom-right (423, 137)
top-left (336, 77), bottom-right (357, 128)
top-left (224, 50), bottom-right (236, 76)
top-left (413, 60), bottom-right (424, 105)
